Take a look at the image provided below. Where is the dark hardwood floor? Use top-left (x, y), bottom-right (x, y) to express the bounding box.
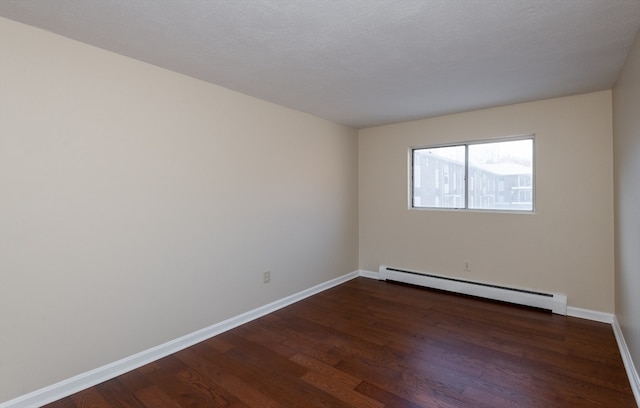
top-left (44, 278), bottom-right (636, 407)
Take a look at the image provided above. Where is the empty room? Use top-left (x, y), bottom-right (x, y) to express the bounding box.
top-left (0, 1), bottom-right (639, 407)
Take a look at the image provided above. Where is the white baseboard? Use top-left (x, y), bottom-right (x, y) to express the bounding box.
top-left (0, 271), bottom-right (360, 408)
top-left (358, 269), bottom-right (380, 279)
top-left (613, 316), bottom-right (640, 406)
top-left (367, 269), bottom-right (616, 324)
top-left (378, 265), bottom-right (567, 315)
top-left (566, 306), bottom-right (614, 323)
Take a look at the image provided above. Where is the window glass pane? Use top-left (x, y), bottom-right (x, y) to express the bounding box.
top-left (413, 145), bottom-right (465, 208)
top-left (468, 139), bottom-right (533, 211)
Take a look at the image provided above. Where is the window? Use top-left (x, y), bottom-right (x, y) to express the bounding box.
top-left (412, 137), bottom-right (534, 211)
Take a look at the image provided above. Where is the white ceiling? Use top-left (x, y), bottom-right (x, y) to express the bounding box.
top-left (1, 0), bottom-right (639, 129)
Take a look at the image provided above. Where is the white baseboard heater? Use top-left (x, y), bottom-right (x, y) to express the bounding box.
top-left (379, 265), bottom-right (567, 315)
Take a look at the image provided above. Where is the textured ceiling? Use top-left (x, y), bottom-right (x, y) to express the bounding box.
top-left (1, 0), bottom-right (639, 128)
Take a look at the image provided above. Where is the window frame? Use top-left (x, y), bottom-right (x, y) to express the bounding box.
top-left (409, 134), bottom-right (535, 213)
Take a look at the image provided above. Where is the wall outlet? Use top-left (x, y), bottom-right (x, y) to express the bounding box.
top-left (263, 270), bottom-right (271, 283)
top-left (464, 260), bottom-right (471, 271)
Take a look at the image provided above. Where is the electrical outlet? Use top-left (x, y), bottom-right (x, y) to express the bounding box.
top-left (464, 260), bottom-right (471, 271)
top-left (263, 270), bottom-right (271, 283)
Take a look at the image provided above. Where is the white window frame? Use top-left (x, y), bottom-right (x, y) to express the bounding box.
top-left (410, 135), bottom-right (535, 213)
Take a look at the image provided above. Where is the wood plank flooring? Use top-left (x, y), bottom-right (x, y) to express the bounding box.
top-left (44, 278), bottom-right (636, 407)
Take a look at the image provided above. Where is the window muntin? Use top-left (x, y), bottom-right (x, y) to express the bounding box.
top-left (412, 137), bottom-right (534, 212)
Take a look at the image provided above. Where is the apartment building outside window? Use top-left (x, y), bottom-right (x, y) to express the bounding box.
top-left (412, 137), bottom-right (534, 212)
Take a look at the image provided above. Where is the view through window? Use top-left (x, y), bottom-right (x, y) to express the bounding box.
top-left (412, 137), bottom-right (534, 211)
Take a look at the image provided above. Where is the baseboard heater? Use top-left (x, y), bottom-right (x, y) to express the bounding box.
top-left (379, 265), bottom-right (567, 315)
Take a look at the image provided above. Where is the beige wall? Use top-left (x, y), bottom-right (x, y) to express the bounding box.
top-left (613, 28), bottom-right (640, 379)
top-left (0, 18), bottom-right (358, 402)
top-left (359, 91), bottom-right (614, 312)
